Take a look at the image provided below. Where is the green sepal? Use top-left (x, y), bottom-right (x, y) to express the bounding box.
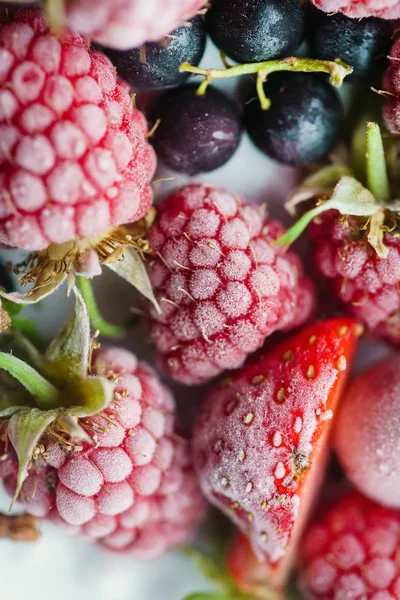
top-left (44, 286), bottom-right (90, 383)
top-left (276, 176), bottom-right (381, 248)
top-left (7, 407), bottom-right (61, 501)
top-left (107, 248), bottom-right (160, 313)
top-left (0, 269), bottom-right (67, 305)
top-left (65, 376), bottom-right (114, 418)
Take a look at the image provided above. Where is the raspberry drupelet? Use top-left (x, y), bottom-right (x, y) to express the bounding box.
top-left (0, 7), bottom-right (156, 252)
top-left (145, 184), bottom-right (315, 385)
top-left (0, 346), bottom-right (205, 558)
top-left (299, 492), bottom-right (400, 599)
top-left (312, 0), bottom-right (400, 18)
top-left (66, 0), bottom-right (208, 51)
top-left (383, 37), bottom-right (400, 134)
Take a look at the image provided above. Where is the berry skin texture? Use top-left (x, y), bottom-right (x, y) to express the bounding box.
top-left (335, 355), bottom-right (400, 509)
top-left (311, 0), bottom-right (400, 18)
top-left (151, 84), bottom-right (242, 175)
top-left (308, 13), bottom-right (391, 83)
top-left (101, 16), bottom-right (206, 92)
top-left (193, 319), bottom-right (360, 588)
top-left (244, 73), bottom-right (344, 167)
top-left (146, 184), bottom-right (316, 385)
top-left (298, 492), bottom-right (400, 599)
top-left (206, 0), bottom-right (305, 64)
top-left (383, 38), bottom-right (400, 134)
top-left (1, 347), bottom-right (205, 558)
top-left (66, 0), bottom-right (207, 50)
top-left (0, 7), bottom-right (156, 251)
top-left (310, 212), bottom-right (400, 345)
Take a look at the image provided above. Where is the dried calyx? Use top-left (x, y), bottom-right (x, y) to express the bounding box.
top-left (179, 55), bottom-right (352, 110)
top-left (3, 209), bottom-right (158, 311)
top-left (276, 122), bottom-right (398, 259)
top-left (0, 287), bottom-right (114, 503)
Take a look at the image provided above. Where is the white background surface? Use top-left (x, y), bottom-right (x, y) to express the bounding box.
top-left (0, 36), bottom-right (393, 600)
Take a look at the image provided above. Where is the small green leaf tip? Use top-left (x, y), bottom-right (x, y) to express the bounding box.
top-left (366, 121), bottom-right (390, 203)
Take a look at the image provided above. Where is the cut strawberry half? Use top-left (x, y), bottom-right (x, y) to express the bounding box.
top-left (193, 319), bottom-right (362, 591)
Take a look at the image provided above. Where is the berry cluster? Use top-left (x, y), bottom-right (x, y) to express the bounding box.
top-left (0, 3), bottom-right (400, 600)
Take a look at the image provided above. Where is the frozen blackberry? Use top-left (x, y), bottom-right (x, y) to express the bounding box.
top-left (101, 16), bottom-right (206, 91)
top-left (206, 0), bottom-right (305, 63)
top-left (151, 84), bottom-right (242, 174)
top-left (309, 13), bottom-right (392, 82)
top-left (244, 73), bottom-right (343, 166)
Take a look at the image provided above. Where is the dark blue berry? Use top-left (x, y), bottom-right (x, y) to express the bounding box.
top-left (206, 0), bottom-right (305, 64)
top-left (309, 13), bottom-right (392, 83)
top-left (151, 84), bottom-right (242, 175)
top-left (100, 16), bottom-right (206, 91)
top-left (244, 73), bottom-right (343, 167)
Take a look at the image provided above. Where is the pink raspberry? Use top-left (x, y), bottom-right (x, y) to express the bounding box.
top-left (312, 0), bottom-right (400, 18)
top-left (383, 38), bottom-right (400, 133)
top-left (298, 492), bottom-right (400, 599)
top-left (0, 7), bottom-right (156, 251)
top-left (1, 346), bottom-right (205, 558)
top-left (310, 211), bottom-right (400, 345)
top-left (66, 0), bottom-right (207, 50)
top-left (145, 184), bottom-right (315, 385)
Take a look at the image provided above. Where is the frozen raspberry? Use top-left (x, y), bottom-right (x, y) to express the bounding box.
top-left (0, 7), bottom-right (156, 251)
top-left (1, 346), bottom-right (205, 558)
top-left (335, 355), bottom-right (400, 509)
top-left (298, 492), bottom-right (400, 599)
top-left (311, 0), bottom-right (400, 18)
top-left (383, 38), bottom-right (400, 133)
top-left (65, 0), bottom-right (207, 50)
top-left (145, 184), bottom-right (315, 385)
top-left (310, 211), bottom-right (400, 345)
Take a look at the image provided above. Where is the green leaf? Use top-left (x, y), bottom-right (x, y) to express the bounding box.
top-left (44, 286), bottom-right (90, 382)
top-left (7, 407), bottom-right (60, 500)
top-left (277, 176), bottom-right (380, 246)
top-left (0, 352), bottom-right (59, 410)
top-left (107, 248), bottom-right (160, 313)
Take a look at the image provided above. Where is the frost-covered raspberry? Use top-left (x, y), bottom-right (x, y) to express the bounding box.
top-left (310, 211), bottom-right (400, 345)
top-left (0, 7), bottom-right (156, 251)
top-left (298, 492), bottom-right (400, 599)
top-left (1, 347), bottom-right (205, 558)
top-left (312, 0), bottom-right (400, 18)
top-left (66, 0), bottom-right (207, 50)
top-left (146, 184), bottom-right (315, 385)
top-left (383, 38), bottom-right (400, 133)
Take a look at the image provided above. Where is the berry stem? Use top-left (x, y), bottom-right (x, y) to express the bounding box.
top-left (0, 352), bottom-right (59, 409)
top-left (180, 57), bottom-right (353, 110)
top-left (76, 276), bottom-right (125, 339)
top-left (366, 122), bottom-right (390, 203)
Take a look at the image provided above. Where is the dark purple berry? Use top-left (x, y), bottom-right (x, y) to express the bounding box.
top-left (100, 16), bottom-right (206, 91)
top-left (309, 13), bottom-right (392, 83)
top-left (206, 0), bottom-right (305, 64)
top-left (244, 73), bottom-right (343, 167)
top-left (151, 84), bottom-right (242, 175)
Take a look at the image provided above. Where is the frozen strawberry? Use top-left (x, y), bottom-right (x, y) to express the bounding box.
top-left (298, 492), bottom-right (400, 599)
top-left (311, 0), bottom-right (400, 18)
top-left (145, 183), bottom-right (315, 385)
top-left (335, 354), bottom-right (400, 509)
top-left (193, 319), bottom-right (361, 589)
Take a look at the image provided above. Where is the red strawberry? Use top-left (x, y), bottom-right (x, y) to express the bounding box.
top-left (193, 319), bottom-right (361, 590)
top-left (298, 492), bottom-right (400, 599)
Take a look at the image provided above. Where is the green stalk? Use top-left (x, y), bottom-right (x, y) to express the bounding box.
top-left (76, 276), bottom-right (125, 338)
top-left (180, 57), bottom-right (353, 110)
top-left (0, 352), bottom-right (59, 409)
top-left (366, 122), bottom-right (390, 203)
